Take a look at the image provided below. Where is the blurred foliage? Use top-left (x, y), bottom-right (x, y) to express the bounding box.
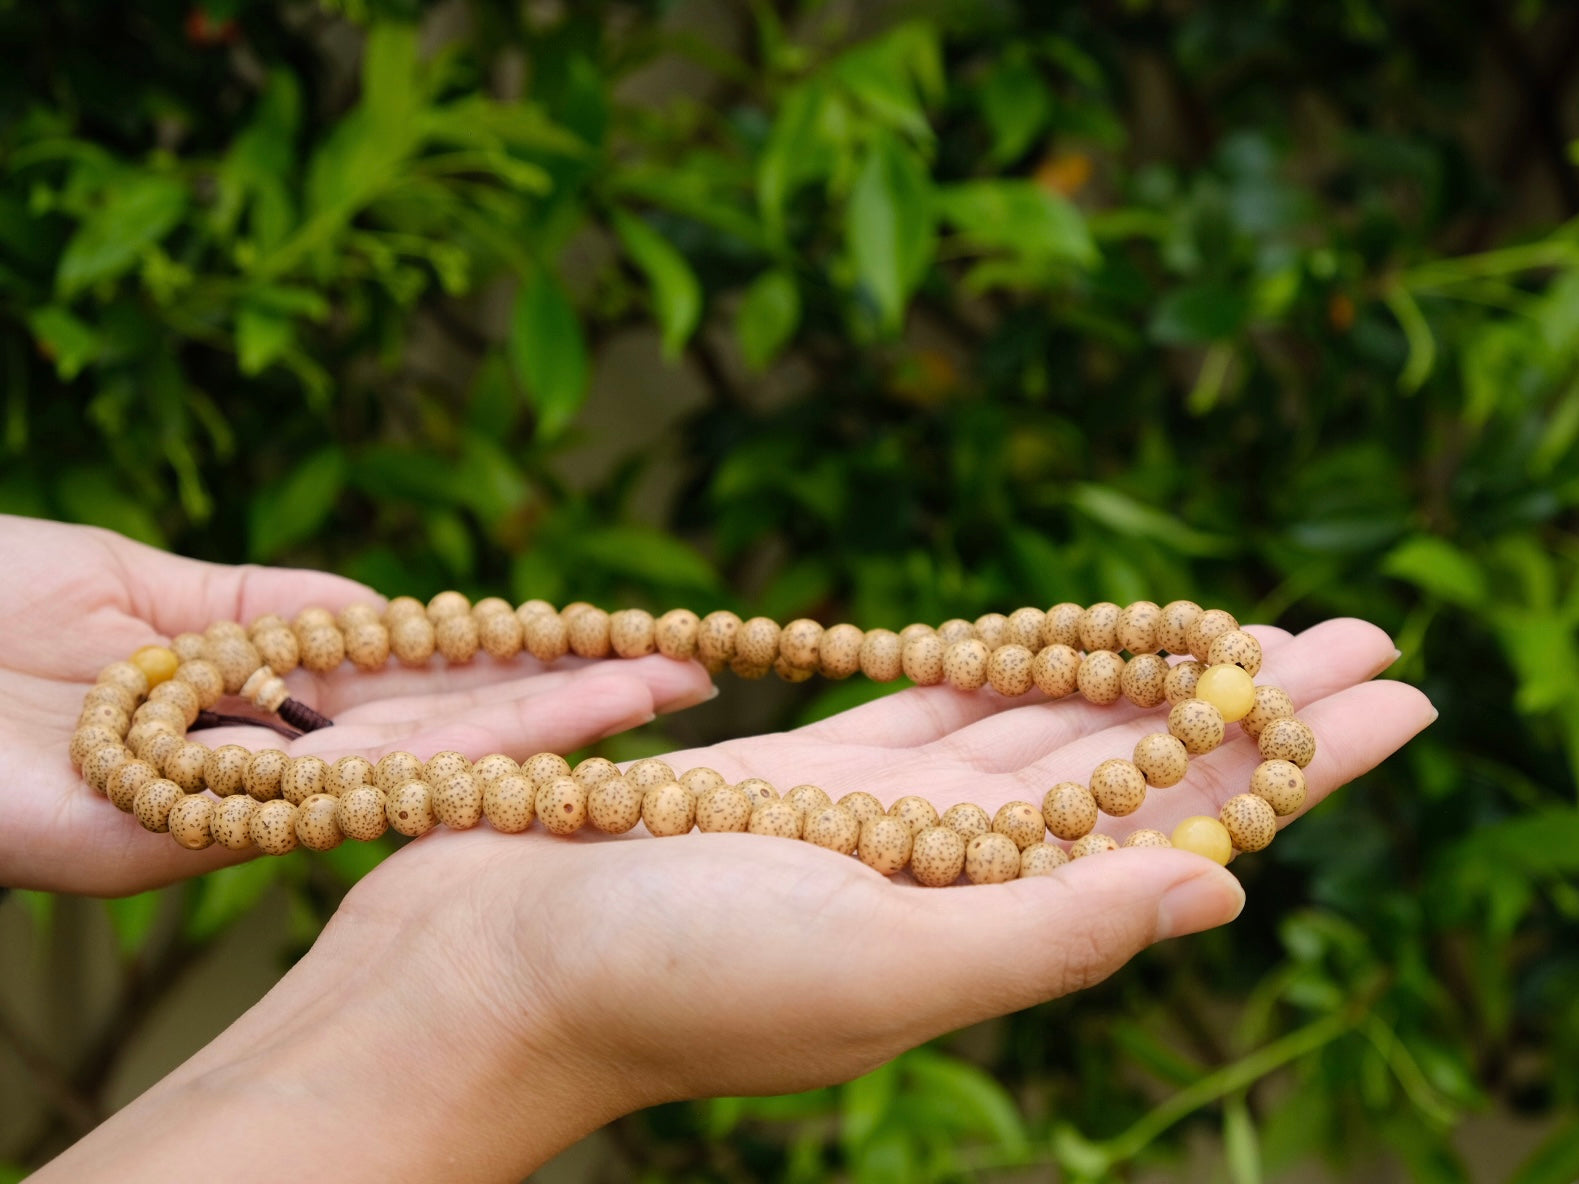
top-left (3, 0), bottom-right (1579, 1180)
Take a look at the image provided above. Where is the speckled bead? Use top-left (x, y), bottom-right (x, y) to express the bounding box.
top-left (1005, 607), bottom-right (1047, 650)
top-left (344, 621), bottom-right (391, 671)
top-left (171, 633), bottom-right (208, 662)
top-left (517, 751), bottom-right (570, 788)
top-left (433, 772), bottom-right (484, 830)
top-left (519, 610), bottom-right (567, 664)
top-left (336, 786), bottom-right (389, 842)
top-left (252, 798), bottom-right (301, 854)
top-left (1241, 685), bottom-right (1295, 739)
top-left (943, 639), bottom-right (990, 691)
top-left (336, 603), bottom-right (383, 632)
top-left (1042, 782), bottom-right (1098, 841)
top-left (734, 616), bottom-right (780, 667)
top-left (1070, 832), bottom-right (1119, 858)
top-left (1090, 758), bottom-right (1148, 816)
top-left (212, 794), bottom-right (258, 850)
top-left (383, 597), bottom-right (426, 627)
top-left (390, 616), bottom-right (437, 666)
top-left (173, 659), bottom-right (223, 708)
top-left (1116, 601), bottom-right (1163, 655)
top-left (280, 755), bottom-right (329, 805)
top-left (696, 610), bottom-right (742, 672)
top-left (560, 606), bottom-right (608, 659)
top-left (560, 601), bottom-right (595, 620)
top-left (244, 748), bottom-right (290, 801)
top-left (748, 801), bottom-right (802, 839)
top-left (1120, 654), bottom-right (1169, 708)
top-left (572, 756), bottom-right (620, 791)
top-left (777, 618), bottom-right (823, 671)
top-left (1078, 603), bottom-right (1121, 653)
top-left (84, 744), bottom-right (131, 793)
top-left (696, 784), bottom-right (752, 832)
top-left (987, 644), bottom-right (1035, 696)
top-left (640, 781), bottom-right (695, 837)
top-left (1169, 698), bottom-right (1226, 755)
top-left (911, 825), bottom-right (967, 887)
top-left (1157, 600), bottom-right (1203, 655)
top-left (373, 751), bottom-right (424, 793)
top-left (204, 745), bottom-right (252, 796)
top-left (729, 655), bottom-right (770, 680)
top-left (386, 780), bottom-right (436, 838)
top-left (1077, 651), bottom-right (1125, 705)
top-left (937, 619), bottom-right (975, 645)
top-left (169, 795), bottom-right (215, 850)
top-left (133, 700), bottom-right (189, 732)
top-left (425, 751), bottom-right (473, 784)
top-left (609, 609), bottom-right (657, 659)
top-left (582, 774), bottom-right (639, 833)
top-left (97, 660), bottom-right (150, 698)
top-left (163, 742), bottom-right (210, 793)
top-left (471, 597), bottom-right (513, 620)
top-left (294, 793), bottom-right (344, 851)
top-left (71, 726), bottom-right (121, 768)
top-left (483, 774), bottom-right (537, 833)
top-left (1163, 660), bottom-right (1205, 705)
top-left (516, 599), bottom-right (556, 623)
top-left (133, 778), bottom-right (183, 832)
top-left (205, 620), bottom-right (249, 645)
top-left (1133, 733), bottom-right (1190, 788)
top-left (1031, 644), bottom-right (1081, 698)
top-left (965, 831), bottom-right (1021, 885)
top-left (992, 801), bottom-right (1047, 850)
top-left (804, 804), bottom-right (860, 855)
top-left (858, 816), bottom-right (913, 876)
top-left (897, 623), bottom-right (936, 648)
top-left (82, 682), bottom-right (136, 715)
top-left (252, 628), bottom-right (301, 674)
top-left (888, 795), bottom-right (940, 836)
top-left (472, 753), bottom-right (521, 786)
top-left (327, 754), bottom-right (374, 796)
top-left (297, 626), bottom-right (346, 674)
top-left (427, 591), bottom-right (470, 620)
top-left (857, 629), bottom-right (902, 682)
top-left (1020, 843), bottom-right (1071, 876)
top-left (625, 757), bottom-right (676, 791)
top-left (138, 732), bottom-right (184, 772)
top-left (435, 614), bottom-right (480, 664)
top-left (901, 635), bottom-right (946, 685)
top-left (679, 767), bottom-right (727, 797)
top-left (1171, 815), bottom-right (1233, 864)
top-left (818, 623), bottom-right (865, 679)
top-left (735, 778), bottom-right (778, 808)
top-left (1043, 603), bottom-right (1084, 649)
top-left (1204, 628), bottom-right (1262, 677)
top-left (773, 652), bottom-right (820, 680)
top-left (974, 613), bottom-right (1008, 650)
top-left (654, 608), bottom-right (700, 660)
top-left (940, 801), bottom-right (991, 840)
top-left (78, 702), bottom-right (131, 736)
top-left (149, 678), bottom-right (201, 725)
top-left (1186, 608), bottom-right (1240, 662)
top-left (536, 775), bottom-right (588, 836)
top-left (784, 783), bottom-right (833, 820)
top-left (1122, 828), bottom-right (1172, 848)
top-left (836, 791), bottom-right (885, 827)
top-left (1221, 793), bottom-right (1278, 852)
top-left (205, 636), bottom-right (263, 694)
top-left (1258, 717), bottom-right (1316, 768)
top-left (1250, 759), bottom-right (1307, 816)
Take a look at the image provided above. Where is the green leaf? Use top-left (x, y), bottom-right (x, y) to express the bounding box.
top-left (847, 134), bottom-right (934, 331)
top-left (736, 269), bottom-right (801, 371)
top-left (610, 209), bottom-right (702, 360)
top-left (758, 81), bottom-right (837, 239)
top-left (1223, 1094), bottom-right (1262, 1184)
top-left (1381, 536), bottom-right (1488, 609)
top-left (105, 891), bottom-right (162, 959)
top-left (570, 526), bottom-right (717, 592)
top-left (248, 448), bottom-right (347, 562)
top-left (979, 54), bottom-right (1050, 165)
top-left (56, 174), bottom-right (187, 297)
top-left (905, 1049), bottom-right (1029, 1156)
top-left (841, 1059), bottom-right (899, 1155)
top-left (26, 307), bottom-right (99, 379)
top-left (1150, 281), bottom-right (1251, 344)
top-left (187, 855), bottom-right (289, 943)
top-left (936, 179), bottom-right (1096, 267)
top-left (850, 1128), bottom-right (917, 1184)
top-left (508, 268), bottom-right (588, 439)
top-left (236, 304), bottom-right (295, 376)
top-left (1068, 483), bottom-right (1236, 557)
top-left (1508, 1117), bottom-right (1579, 1184)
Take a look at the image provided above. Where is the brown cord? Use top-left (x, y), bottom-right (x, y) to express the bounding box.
top-left (190, 710), bottom-right (302, 741)
top-left (277, 698), bottom-right (333, 733)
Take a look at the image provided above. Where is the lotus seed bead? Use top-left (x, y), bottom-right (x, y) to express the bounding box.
top-left (344, 621), bottom-right (391, 670)
top-left (974, 613), bottom-right (1008, 650)
top-left (1020, 843), bottom-right (1071, 876)
top-left (1031, 644), bottom-right (1081, 697)
top-left (244, 749), bottom-right (289, 801)
top-left (149, 678), bottom-right (201, 725)
top-left (1186, 608), bottom-right (1239, 662)
top-left (1193, 663), bottom-right (1255, 723)
top-left (641, 781), bottom-right (696, 837)
top-left (1163, 660), bottom-right (1205, 705)
top-left (124, 722), bottom-right (174, 759)
top-left (83, 683), bottom-right (136, 714)
top-left (987, 644), bottom-right (1035, 696)
top-left (427, 591), bottom-right (470, 620)
top-left (205, 745), bottom-right (251, 796)
top-left (730, 654), bottom-right (770, 680)
top-left (295, 793), bottom-right (344, 851)
top-left (1005, 607), bottom-right (1047, 649)
top-left (911, 825), bottom-right (967, 887)
top-left (654, 608), bottom-right (701, 660)
top-left (697, 610), bottom-right (741, 671)
top-left (1116, 601), bottom-right (1163, 655)
top-left (129, 645), bottom-right (180, 688)
top-left (1170, 815), bottom-right (1233, 864)
top-left (425, 751), bottom-right (473, 784)
top-left (1157, 600), bottom-right (1203, 655)
top-left (1042, 782), bottom-right (1098, 841)
top-left (940, 801), bottom-right (991, 840)
top-left (784, 783), bottom-right (833, 820)
top-left (679, 767), bottom-right (727, 796)
top-left (165, 742), bottom-right (211, 793)
top-left (1133, 733), bottom-right (1190, 788)
top-left (472, 597), bottom-right (513, 619)
top-left (427, 771), bottom-right (480, 830)
top-left (625, 757), bottom-right (675, 791)
top-left (1221, 793), bottom-right (1278, 853)
top-left (858, 816), bottom-right (913, 875)
top-left (390, 616), bottom-right (437, 665)
top-left (943, 639), bottom-right (990, 691)
top-left (75, 708), bottom-right (126, 742)
top-left (1089, 759), bottom-right (1148, 817)
top-left (134, 700), bottom-right (188, 732)
top-left (98, 660), bottom-right (149, 697)
top-left (484, 774), bottom-right (537, 834)
top-left (435, 614), bottom-right (480, 663)
top-left (1069, 833), bottom-right (1119, 859)
top-left (206, 620), bottom-right (249, 644)
top-left (280, 755), bottom-right (328, 805)
top-left (386, 780), bottom-right (436, 837)
top-left (384, 597), bottom-right (426, 625)
top-left (147, 733), bottom-right (186, 772)
top-left (1043, 603), bottom-right (1084, 648)
top-left (212, 794), bottom-right (258, 850)
top-left (1121, 654), bottom-right (1169, 708)
top-left (337, 603), bottom-right (383, 632)
top-left (897, 623), bottom-right (935, 647)
top-left (327, 754), bottom-right (374, 796)
top-left (84, 745), bottom-right (131, 792)
top-left (205, 636), bottom-right (263, 693)
top-left (561, 601), bottom-right (595, 620)
top-left (171, 633), bottom-right (208, 661)
top-left (1207, 629), bottom-right (1263, 676)
top-left (1250, 759), bottom-right (1307, 816)
top-left (817, 623), bottom-right (864, 679)
top-left (572, 756), bottom-right (620, 791)
top-left (169, 795), bottom-right (215, 850)
top-left (522, 611), bottom-right (569, 664)
top-left (803, 804), bottom-right (860, 855)
top-left (72, 726), bottom-right (121, 768)
top-left (133, 778), bottom-right (183, 832)
top-left (374, 751), bottom-right (424, 792)
top-left (1241, 685), bottom-right (1295, 738)
top-left (250, 799), bottom-right (299, 854)
top-left (859, 629), bottom-right (903, 681)
top-left (989, 801), bottom-right (1044, 850)
top-left (1077, 650), bottom-right (1125, 705)
top-left (1123, 828), bottom-right (1172, 849)
top-left (336, 786), bottom-right (390, 842)
top-left (297, 626), bottom-right (345, 673)
top-left (901, 635), bottom-right (945, 685)
top-left (888, 795), bottom-right (940, 836)
top-left (587, 774), bottom-right (643, 833)
top-left (609, 608), bottom-right (657, 658)
top-left (836, 791), bottom-right (885, 826)
top-left (1259, 717), bottom-right (1316, 768)
top-left (537, 775), bottom-right (588, 836)
top-left (1169, 698), bottom-right (1226, 755)
top-left (966, 831), bottom-right (1021, 885)
top-left (736, 617), bottom-right (781, 667)
top-left (696, 784), bottom-right (752, 832)
top-left (517, 599), bottom-right (556, 621)
top-left (777, 618), bottom-right (822, 671)
top-left (937, 619), bottom-right (975, 645)
top-left (735, 778), bottom-right (778, 808)
top-left (566, 607), bottom-right (612, 659)
top-left (173, 659), bottom-right (224, 708)
top-left (472, 753), bottom-right (521, 786)
top-left (748, 801), bottom-right (802, 839)
top-left (1079, 603), bottom-right (1121, 653)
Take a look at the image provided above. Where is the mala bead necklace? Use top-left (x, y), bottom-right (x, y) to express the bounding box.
top-left (71, 598), bottom-right (1317, 887)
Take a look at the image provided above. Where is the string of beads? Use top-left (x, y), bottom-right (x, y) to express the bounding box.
top-left (69, 597), bottom-right (1316, 887)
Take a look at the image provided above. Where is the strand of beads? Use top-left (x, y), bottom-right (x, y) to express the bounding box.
top-left (69, 597), bottom-right (1317, 887)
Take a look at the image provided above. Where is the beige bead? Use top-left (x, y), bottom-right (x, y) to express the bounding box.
top-left (1259, 718), bottom-right (1316, 768)
top-left (430, 772), bottom-right (483, 830)
top-left (84, 745), bottom-right (131, 793)
top-left (244, 748), bottom-right (290, 801)
top-left (653, 608), bottom-right (700, 660)
top-left (1163, 660), bottom-right (1205, 706)
top-left (281, 755), bottom-right (329, 805)
top-left (204, 745), bottom-right (252, 796)
top-left (173, 659), bottom-right (223, 708)
top-left (1089, 758), bottom-right (1148, 816)
top-left (1207, 629), bottom-right (1263, 676)
top-left (78, 703), bottom-right (130, 736)
top-left (991, 801), bottom-right (1046, 850)
top-left (472, 753), bottom-right (521, 786)
top-left (1186, 608), bottom-right (1240, 661)
top-left (901, 635), bottom-right (946, 685)
top-left (1250, 759), bottom-right (1307, 816)
top-left (1221, 793), bottom-right (1278, 852)
top-left (1122, 828), bottom-right (1172, 849)
top-left (123, 719), bottom-right (175, 757)
top-left (133, 700), bottom-right (188, 732)
top-left (1069, 832), bottom-right (1119, 858)
top-left (987, 644), bottom-right (1035, 696)
top-left (697, 610), bottom-right (742, 671)
top-left (735, 778), bottom-right (778, 808)
top-left (1133, 733), bottom-right (1190, 788)
top-left (483, 774), bottom-right (537, 833)
top-left (1042, 782), bottom-right (1098, 841)
top-left (205, 620), bottom-right (249, 644)
top-left (1042, 603), bottom-right (1083, 649)
top-left (374, 751), bottom-right (425, 793)
top-left (836, 790), bottom-right (885, 826)
top-left (784, 784), bottom-right (833, 822)
top-left (383, 596), bottom-right (426, 626)
top-left (696, 784), bottom-right (752, 832)
top-left (911, 825), bottom-right (967, 886)
top-left (1031, 644), bottom-right (1081, 697)
top-left (943, 639), bottom-right (990, 691)
top-left (730, 655), bottom-right (770, 680)
top-left (1005, 607), bottom-right (1047, 650)
top-left (1020, 843), bottom-right (1071, 876)
top-left (1078, 603), bottom-right (1121, 653)
top-left (149, 678), bottom-right (201, 725)
top-left (587, 774), bottom-right (642, 833)
top-left (937, 619), bottom-right (975, 645)
top-left (212, 794), bottom-right (258, 850)
top-left (435, 614), bottom-right (480, 664)
top-left (297, 626), bottom-right (346, 673)
top-left (1121, 654), bottom-right (1169, 708)
top-left (1242, 685), bottom-right (1295, 739)
top-left (471, 597), bottom-right (513, 619)
top-left (1076, 650), bottom-right (1125, 704)
top-left (858, 629), bottom-right (903, 681)
top-left (336, 786), bottom-right (389, 842)
top-left (965, 831), bottom-right (1020, 885)
top-left (536, 775), bottom-right (588, 835)
top-left (888, 795), bottom-right (940, 836)
top-left (427, 590), bottom-right (471, 620)
top-left (516, 599), bottom-right (556, 622)
top-left (641, 781), bottom-right (696, 837)
top-left (747, 800), bottom-right (802, 839)
top-left (137, 730), bottom-right (183, 771)
top-left (609, 608), bottom-right (657, 659)
top-left (571, 756), bottom-right (620, 791)
top-left (164, 742), bottom-right (211, 793)
top-left (248, 614), bottom-right (287, 636)
top-left (974, 613), bottom-right (1008, 650)
top-left (252, 798), bottom-right (301, 854)
top-left (337, 603), bottom-right (384, 632)
top-left (857, 816), bottom-right (913, 875)
top-left (169, 795), bottom-right (215, 850)
top-left (1169, 698), bottom-right (1226, 755)
top-left (204, 636), bottom-right (263, 694)
top-left (386, 780), bottom-right (436, 837)
top-left (734, 616), bottom-right (780, 667)
top-left (82, 682), bottom-right (136, 715)
top-left (425, 750), bottom-right (473, 784)
top-left (560, 601), bottom-right (595, 620)
top-left (295, 793), bottom-right (344, 851)
top-left (940, 801), bottom-right (991, 840)
top-left (678, 767), bottom-right (727, 796)
top-left (522, 611), bottom-right (569, 664)
top-left (71, 725), bottom-right (121, 768)
top-left (171, 632), bottom-right (208, 662)
top-left (625, 757), bottom-right (675, 791)
top-left (817, 623), bottom-right (864, 679)
top-left (777, 618), bottom-right (823, 670)
top-left (1157, 600), bottom-right (1203, 655)
top-left (773, 651), bottom-right (817, 681)
top-left (97, 660), bottom-right (149, 697)
top-left (566, 607), bottom-right (612, 659)
top-left (1116, 601), bottom-right (1162, 655)
top-left (344, 621), bottom-right (391, 671)
top-left (329, 754), bottom-right (374, 796)
top-left (804, 804), bottom-right (860, 855)
top-left (389, 616), bottom-right (437, 666)
top-left (133, 778), bottom-right (183, 832)
top-left (897, 623), bottom-right (936, 647)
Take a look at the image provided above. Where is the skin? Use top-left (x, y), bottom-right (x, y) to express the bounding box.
top-left (0, 515), bottom-right (1437, 1183)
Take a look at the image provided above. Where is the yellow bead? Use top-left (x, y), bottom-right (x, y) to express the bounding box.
top-left (1193, 663), bottom-right (1256, 723)
top-left (1170, 815), bottom-right (1234, 865)
top-left (129, 645), bottom-right (180, 688)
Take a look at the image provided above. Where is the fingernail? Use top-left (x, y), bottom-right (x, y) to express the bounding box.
top-left (1392, 648), bottom-right (1403, 664)
top-left (707, 683), bottom-right (720, 701)
top-left (1156, 870), bottom-right (1245, 940)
